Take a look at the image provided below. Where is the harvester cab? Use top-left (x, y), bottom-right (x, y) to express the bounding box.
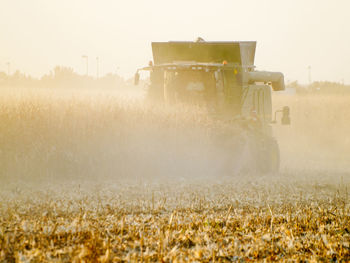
top-left (135, 40), bottom-right (290, 173)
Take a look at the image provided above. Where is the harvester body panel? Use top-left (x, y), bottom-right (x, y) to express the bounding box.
top-left (152, 41), bottom-right (256, 67)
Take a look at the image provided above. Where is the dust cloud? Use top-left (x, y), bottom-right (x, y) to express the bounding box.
top-left (273, 93), bottom-right (350, 175)
top-left (0, 86), bottom-right (349, 187)
top-left (1, 86), bottom-right (350, 261)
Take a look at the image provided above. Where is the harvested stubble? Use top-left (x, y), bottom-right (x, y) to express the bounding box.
top-left (1, 175), bottom-right (350, 262)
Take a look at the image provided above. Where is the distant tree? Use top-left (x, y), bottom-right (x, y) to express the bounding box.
top-left (0, 65), bottom-right (130, 89)
top-left (12, 70), bottom-right (26, 81)
top-left (0, 71), bottom-right (7, 80)
top-left (308, 81), bottom-right (350, 94)
top-left (53, 66), bottom-right (77, 80)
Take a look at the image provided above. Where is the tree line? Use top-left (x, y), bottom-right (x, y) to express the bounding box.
top-left (287, 80), bottom-right (350, 95)
top-left (0, 66), bottom-right (132, 89)
top-left (0, 66), bottom-right (348, 94)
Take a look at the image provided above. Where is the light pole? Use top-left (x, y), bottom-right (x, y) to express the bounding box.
top-left (96, 57), bottom-right (99, 79)
top-left (307, 66), bottom-right (312, 85)
top-left (82, 55), bottom-right (88, 76)
top-left (6, 62), bottom-right (10, 76)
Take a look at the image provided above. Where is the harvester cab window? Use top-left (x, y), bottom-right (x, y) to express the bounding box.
top-left (163, 69), bottom-right (216, 106)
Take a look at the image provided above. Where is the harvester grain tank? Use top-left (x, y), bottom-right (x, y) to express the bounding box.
top-left (135, 40), bottom-right (290, 173)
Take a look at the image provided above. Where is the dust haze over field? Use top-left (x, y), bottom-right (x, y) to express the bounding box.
top-left (0, 86), bottom-right (350, 261)
top-left (0, 87), bottom-right (349, 182)
top-left (1, 55), bottom-right (350, 262)
top-left (273, 94), bottom-right (350, 174)
top-left (1, 0), bottom-right (350, 261)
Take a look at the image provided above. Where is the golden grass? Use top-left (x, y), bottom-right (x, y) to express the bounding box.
top-left (0, 89), bottom-right (350, 261)
top-left (0, 89), bottom-right (223, 181)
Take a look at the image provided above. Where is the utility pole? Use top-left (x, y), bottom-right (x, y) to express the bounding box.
top-left (82, 55), bottom-right (88, 76)
top-left (96, 57), bottom-right (99, 79)
top-left (307, 66), bottom-right (312, 85)
top-left (6, 62), bottom-right (10, 76)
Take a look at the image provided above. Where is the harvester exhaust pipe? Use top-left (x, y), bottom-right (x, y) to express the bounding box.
top-left (248, 71), bottom-right (285, 91)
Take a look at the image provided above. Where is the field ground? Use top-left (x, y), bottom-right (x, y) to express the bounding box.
top-left (1, 174), bottom-right (350, 262)
top-left (0, 88), bottom-right (350, 261)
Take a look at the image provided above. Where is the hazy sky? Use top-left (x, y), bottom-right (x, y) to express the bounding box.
top-left (1, 0), bottom-right (349, 83)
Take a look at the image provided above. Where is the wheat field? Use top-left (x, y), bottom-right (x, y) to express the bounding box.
top-left (0, 88), bottom-right (350, 262)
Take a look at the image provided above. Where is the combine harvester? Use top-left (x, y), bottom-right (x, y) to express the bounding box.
top-left (134, 39), bottom-right (290, 173)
